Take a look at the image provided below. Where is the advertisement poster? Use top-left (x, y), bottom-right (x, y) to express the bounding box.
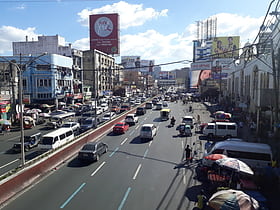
top-left (212, 36), bottom-right (240, 58)
top-left (90, 13), bottom-right (120, 55)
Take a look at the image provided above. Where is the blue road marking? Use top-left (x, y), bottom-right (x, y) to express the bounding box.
top-left (60, 182), bottom-right (86, 208)
top-left (109, 147), bottom-right (119, 157)
top-left (143, 149), bottom-right (149, 159)
top-left (118, 187), bottom-right (131, 210)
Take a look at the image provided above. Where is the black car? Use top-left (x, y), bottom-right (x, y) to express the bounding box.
top-left (136, 107), bottom-right (146, 115)
top-left (13, 132), bottom-right (41, 152)
top-left (78, 142), bottom-right (108, 162)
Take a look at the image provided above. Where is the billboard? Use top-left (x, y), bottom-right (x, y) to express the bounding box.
top-left (190, 70), bottom-right (212, 88)
top-left (121, 56), bottom-right (140, 70)
top-left (90, 13), bottom-right (120, 55)
top-left (212, 36), bottom-right (240, 58)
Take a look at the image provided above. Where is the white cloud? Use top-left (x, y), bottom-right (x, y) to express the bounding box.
top-left (0, 26), bottom-right (39, 54)
top-left (77, 1), bottom-right (168, 29)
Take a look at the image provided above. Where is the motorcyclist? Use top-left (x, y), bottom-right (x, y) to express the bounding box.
top-left (189, 106), bottom-right (192, 112)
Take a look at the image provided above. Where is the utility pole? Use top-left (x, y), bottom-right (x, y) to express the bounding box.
top-left (271, 39), bottom-right (279, 135)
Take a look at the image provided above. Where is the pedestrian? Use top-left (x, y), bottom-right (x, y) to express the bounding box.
top-left (185, 145), bottom-right (192, 162)
top-left (196, 189), bottom-right (206, 209)
top-left (204, 140), bottom-right (212, 151)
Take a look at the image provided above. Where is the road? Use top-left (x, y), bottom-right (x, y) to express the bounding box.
top-left (1, 101), bottom-right (213, 210)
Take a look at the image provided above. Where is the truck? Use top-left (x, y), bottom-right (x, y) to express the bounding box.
top-left (13, 132), bottom-right (42, 152)
top-left (203, 122), bottom-right (238, 139)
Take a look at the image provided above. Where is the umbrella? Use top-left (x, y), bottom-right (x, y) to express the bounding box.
top-left (203, 154), bottom-right (228, 167)
top-left (40, 104), bottom-right (51, 108)
top-left (215, 158), bottom-right (254, 176)
top-left (208, 189), bottom-right (259, 210)
top-left (0, 119), bottom-right (11, 125)
top-left (75, 103), bottom-right (83, 106)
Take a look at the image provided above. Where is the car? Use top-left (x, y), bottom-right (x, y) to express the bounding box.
top-left (102, 112), bottom-right (116, 122)
top-left (100, 103), bottom-right (109, 112)
top-left (145, 102), bottom-right (153, 109)
top-left (78, 142), bottom-right (108, 162)
top-left (162, 101), bottom-right (168, 107)
top-left (13, 132), bottom-right (41, 152)
top-left (120, 104), bottom-right (131, 112)
top-left (80, 117), bottom-right (99, 132)
top-left (125, 113), bottom-right (139, 125)
top-left (136, 107), bottom-right (146, 115)
top-left (113, 122), bottom-right (129, 134)
top-left (111, 105), bottom-right (120, 113)
top-left (61, 121), bottom-right (80, 135)
top-left (139, 124), bottom-right (157, 141)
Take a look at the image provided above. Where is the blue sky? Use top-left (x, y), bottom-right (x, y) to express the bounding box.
top-left (0, 0), bottom-right (274, 70)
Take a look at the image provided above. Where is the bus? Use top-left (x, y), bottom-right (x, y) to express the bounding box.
top-left (46, 112), bottom-right (75, 129)
top-left (38, 128), bottom-right (74, 151)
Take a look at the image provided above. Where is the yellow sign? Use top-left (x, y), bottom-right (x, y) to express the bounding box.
top-left (212, 36), bottom-right (240, 58)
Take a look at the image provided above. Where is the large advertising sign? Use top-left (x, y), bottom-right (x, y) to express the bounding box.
top-left (212, 36), bottom-right (240, 58)
top-left (121, 56), bottom-right (140, 70)
top-left (90, 13), bottom-right (120, 55)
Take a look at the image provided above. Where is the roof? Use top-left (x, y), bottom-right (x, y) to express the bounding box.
top-left (212, 140), bottom-right (272, 153)
top-left (142, 124), bottom-right (154, 127)
top-left (161, 108), bottom-right (171, 112)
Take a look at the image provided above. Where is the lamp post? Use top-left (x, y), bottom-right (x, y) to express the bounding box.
top-left (0, 53), bottom-right (46, 167)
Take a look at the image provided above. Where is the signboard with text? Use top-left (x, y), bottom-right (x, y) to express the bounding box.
top-left (90, 13), bottom-right (120, 55)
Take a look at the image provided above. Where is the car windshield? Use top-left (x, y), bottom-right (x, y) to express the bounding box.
top-left (142, 127), bottom-right (151, 131)
top-left (82, 144), bottom-right (96, 151)
top-left (61, 124), bottom-right (71, 128)
top-left (115, 123), bottom-right (124, 127)
top-left (42, 137), bottom-right (53, 145)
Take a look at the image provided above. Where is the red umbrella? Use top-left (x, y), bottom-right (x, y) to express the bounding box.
top-left (202, 154), bottom-right (228, 167)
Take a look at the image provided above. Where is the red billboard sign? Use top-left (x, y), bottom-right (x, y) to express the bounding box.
top-left (90, 13), bottom-right (120, 55)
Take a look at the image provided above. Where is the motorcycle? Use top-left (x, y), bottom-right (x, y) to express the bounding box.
top-left (170, 118), bottom-right (176, 127)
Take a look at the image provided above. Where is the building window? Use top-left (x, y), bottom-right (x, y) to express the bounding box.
top-left (36, 64), bottom-right (51, 71)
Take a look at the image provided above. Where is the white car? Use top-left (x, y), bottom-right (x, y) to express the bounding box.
top-left (100, 103), bottom-right (109, 112)
top-left (140, 124), bottom-right (157, 141)
top-left (102, 112), bottom-right (116, 122)
top-left (125, 113), bottom-right (139, 125)
top-left (61, 121), bottom-right (80, 135)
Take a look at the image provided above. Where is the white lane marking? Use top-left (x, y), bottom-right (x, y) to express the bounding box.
top-left (120, 138), bottom-right (128, 145)
top-left (135, 125), bottom-right (140, 129)
top-left (91, 161), bottom-right (106, 177)
top-left (183, 170), bottom-right (186, 185)
top-left (181, 141), bottom-right (184, 149)
top-left (148, 141), bottom-right (152, 147)
top-left (0, 159), bottom-right (20, 169)
top-left (129, 131), bottom-right (134, 136)
top-left (144, 117), bottom-right (147, 120)
top-left (132, 164), bottom-right (142, 180)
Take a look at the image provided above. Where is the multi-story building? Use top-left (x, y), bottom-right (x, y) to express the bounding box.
top-left (12, 35), bottom-right (83, 103)
top-left (83, 49), bottom-right (119, 98)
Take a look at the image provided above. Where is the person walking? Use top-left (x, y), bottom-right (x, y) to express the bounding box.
top-left (185, 145), bottom-right (192, 163)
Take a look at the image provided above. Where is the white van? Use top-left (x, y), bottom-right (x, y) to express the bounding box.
top-left (140, 124), bottom-right (157, 141)
top-left (204, 140), bottom-right (272, 169)
top-left (182, 116), bottom-right (194, 128)
top-left (39, 128), bottom-right (74, 151)
top-left (203, 122), bottom-right (237, 138)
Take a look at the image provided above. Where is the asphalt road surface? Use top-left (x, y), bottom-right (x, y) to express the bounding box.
top-left (1, 101), bottom-right (213, 210)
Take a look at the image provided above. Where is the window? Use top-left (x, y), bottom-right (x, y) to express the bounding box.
top-left (227, 125), bottom-right (236, 130)
top-left (217, 125), bottom-right (226, 129)
top-left (66, 131), bottom-right (73, 137)
top-left (207, 125), bottom-right (214, 129)
top-left (59, 133), bottom-right (66, 140)
top-left (37, 64), bottom-right (50, 71)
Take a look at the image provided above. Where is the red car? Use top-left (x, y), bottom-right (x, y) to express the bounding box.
top-left (113, 122), bottom-right (129, 134)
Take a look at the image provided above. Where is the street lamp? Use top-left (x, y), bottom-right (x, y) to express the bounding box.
top-left (0, 53), bottom-right (46, 167)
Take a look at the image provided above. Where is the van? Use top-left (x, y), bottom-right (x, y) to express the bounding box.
top-left (203, 122), bottom-right (237, 138)
top-left (204, 140), bottom-right (273, 169)
top-left (140, 124), bottom-right (157, 141)
top-left (39, 128), bottom-right (74, 151)
top-left (182, 116), bottom-right (194, 128)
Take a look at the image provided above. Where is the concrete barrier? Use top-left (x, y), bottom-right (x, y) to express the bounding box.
top-left (0, 107), bottom-right (139, 205)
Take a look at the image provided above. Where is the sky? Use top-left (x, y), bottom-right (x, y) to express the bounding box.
top-left (0, 0), bottom-right (275, 70)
